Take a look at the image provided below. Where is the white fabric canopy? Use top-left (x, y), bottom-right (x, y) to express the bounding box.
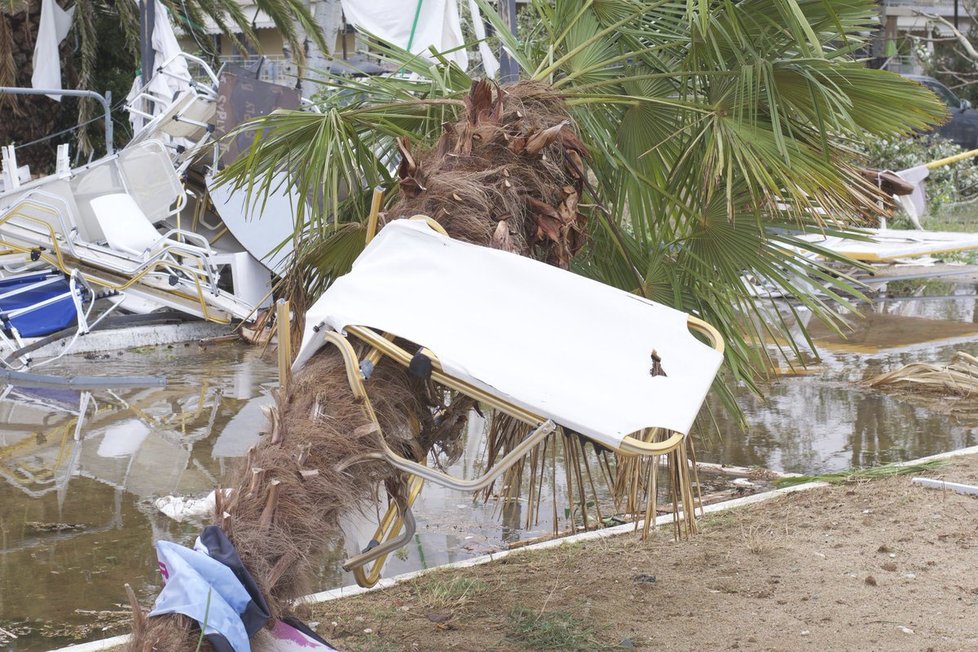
top-left (295, 220), bottom-right (723, 450)
top-left (466, 0), bottom-right (499, 78)
top-left (894, 164), bottom-right (929, 229)
top-left (145, 0), bottom-right (191, 98)
top-left (31, 0), bottom-right (75, 100)
top-left (340, 0), bottom-right (468, 70)
top-left (125, 0), bottom-right (191, 134)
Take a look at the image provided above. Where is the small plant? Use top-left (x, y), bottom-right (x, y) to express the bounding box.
top-left (415, 574), bottom-right (489, 611)
top-left (742, 525), bottom-right (778, 555)
top-left (507, 606), bottom-right (606, 650)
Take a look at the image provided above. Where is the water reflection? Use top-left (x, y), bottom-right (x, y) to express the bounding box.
top-left (0, 344), bottom-right (279, 650)
top-left (0, 284), bottom-right (977, 650)
top-left (696, 281), bottom-right (978, 473)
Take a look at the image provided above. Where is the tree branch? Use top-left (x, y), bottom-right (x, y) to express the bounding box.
top-left (916, 10), bottom-right (978, 61)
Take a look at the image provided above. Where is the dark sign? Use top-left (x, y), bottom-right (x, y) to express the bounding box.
top-left (214, 67), bottom-right (301, 165)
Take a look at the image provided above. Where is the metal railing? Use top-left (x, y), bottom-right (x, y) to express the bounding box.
top-left (0, 87), bottom-right (113, 155)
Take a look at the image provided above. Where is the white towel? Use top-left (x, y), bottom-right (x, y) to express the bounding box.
top-left (31, 0), bottom-right (75, 100)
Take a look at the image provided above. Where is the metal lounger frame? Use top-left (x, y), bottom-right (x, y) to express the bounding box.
top-left (319, 216), bottom-right (725, 587)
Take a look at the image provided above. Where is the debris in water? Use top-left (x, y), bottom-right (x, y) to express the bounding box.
top-left (25, 522), bottom-right (88, 532)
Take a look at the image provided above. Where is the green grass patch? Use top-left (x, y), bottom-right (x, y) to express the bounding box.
top-left (774, 461), bottom-right (943, 488)
top-left (415, 574), bottom-right (489, 610)
top-left (699, 511), bottom-right (737, 529)
top-left (507, 606), bottom-right (606, 650)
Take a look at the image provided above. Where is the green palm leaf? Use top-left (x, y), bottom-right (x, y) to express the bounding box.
top-left (222, 0), bottom-right (947, 422)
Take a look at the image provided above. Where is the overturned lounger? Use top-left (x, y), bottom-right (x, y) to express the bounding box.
top-left (293, 217), bottom-right (725, 585)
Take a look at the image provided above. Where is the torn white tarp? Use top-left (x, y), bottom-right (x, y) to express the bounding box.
top-left (31, 0), bottom-right (76, 100)
top-left (894, 164), bottom-right (929, 229)
top-left (294, 220), bottom-right (724, 450)
top-left (467, 0), bottom-right (499, 78)
top-left (796, 228), bottom-right (978, 262)
top-left (125, 0), bottom-right (191, 133)
top-left (340, 0), bottom-right (468, 70)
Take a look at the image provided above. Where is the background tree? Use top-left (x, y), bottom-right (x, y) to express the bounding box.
top-left (907, 7), bottom-right (978, 105)
top-left (0, 0), bottom-right (326, 172)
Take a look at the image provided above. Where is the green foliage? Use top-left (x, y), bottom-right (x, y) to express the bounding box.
top-left (415, 574), bottom-right (489, 610)
top-left (774, 461), bottom-right (943, 488)
top-left (507, 606), bottom-right (607, 650)
top-left (860, 135), bottom-right (978, 219)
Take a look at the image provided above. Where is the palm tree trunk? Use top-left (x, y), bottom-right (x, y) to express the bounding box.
top-left (127, 79), bottom-right (590, 651)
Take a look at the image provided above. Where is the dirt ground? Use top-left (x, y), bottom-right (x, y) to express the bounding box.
top-left (307, 455), bottom-right (978, 652)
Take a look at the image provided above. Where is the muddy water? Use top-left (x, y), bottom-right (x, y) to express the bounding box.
top-left (1, 281), bottom-right (976, 650)
top-left (698, 280), bottom-right (978, 472)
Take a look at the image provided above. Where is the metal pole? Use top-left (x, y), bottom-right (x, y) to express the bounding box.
top-left (0, 87), bottom-right (113, 155)
top-left (498, 0), bottom-right (518, 84)
top-left (140, 0), bottom-right (156, 84)
top-left (104, 91), bottom-right (113, 155)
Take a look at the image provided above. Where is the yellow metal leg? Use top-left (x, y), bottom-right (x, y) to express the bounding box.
top-left (347, 474), bottom-right (425, 587)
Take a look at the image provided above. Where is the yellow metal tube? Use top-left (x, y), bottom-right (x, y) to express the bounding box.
top-left (926, 148), bottom-right (978, 170)
top-left (364, 187), bottom-right (385, 244)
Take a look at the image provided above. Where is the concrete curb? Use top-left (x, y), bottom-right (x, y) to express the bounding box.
top-left (52, 444), bottom-right (978, 652)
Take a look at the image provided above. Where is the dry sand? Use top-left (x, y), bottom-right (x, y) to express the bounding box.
top-left (307, 456), bottom-right (978, 651)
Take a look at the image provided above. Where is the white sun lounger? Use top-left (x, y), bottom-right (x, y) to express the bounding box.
top-left (293, 217), bottom-right (725, 585)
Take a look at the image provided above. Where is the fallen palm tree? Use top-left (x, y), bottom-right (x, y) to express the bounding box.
top-left (123, 0), bottom-right (948, 648)
top-left (125, 79), bottom-right (615, 652)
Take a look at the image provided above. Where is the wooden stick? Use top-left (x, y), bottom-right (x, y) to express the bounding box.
top-left (124, 583), bottom-right (145, 638)
top-left (267, 552), bottom-right (297, 587)
top-left (259, 479), bottom-right (282, 529)
top-left (248, 468), bottom-right (265, 497)
top-left (268, 406), bottom-right (283, 446)
top-left (276, 299), bottom-right (292, 392)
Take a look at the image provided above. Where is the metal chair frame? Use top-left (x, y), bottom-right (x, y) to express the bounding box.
top-left (314, 216), bottom-right (725, 587)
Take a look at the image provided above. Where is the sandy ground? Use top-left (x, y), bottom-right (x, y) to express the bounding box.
top-left (308, 455), bottom-right (978, 652)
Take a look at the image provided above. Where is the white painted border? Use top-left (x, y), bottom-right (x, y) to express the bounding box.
top-left (52, 444), bottom-right (978, 652)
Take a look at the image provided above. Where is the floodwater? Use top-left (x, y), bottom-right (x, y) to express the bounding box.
top-left (1, 280), bottom-right (976, 650)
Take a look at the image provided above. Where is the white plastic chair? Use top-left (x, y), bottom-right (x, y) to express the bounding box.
top-left (89, 193), bottom-right (221, 293)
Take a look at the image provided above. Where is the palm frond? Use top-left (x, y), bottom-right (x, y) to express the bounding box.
top-left (221, 0), bottom-right (949, 423)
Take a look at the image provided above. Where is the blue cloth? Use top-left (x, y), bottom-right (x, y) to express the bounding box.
top-left (197, 526), bottom-right (271, 636)
top-left (149, 540), bottom-right (254, 652)
top-left (0, 273), bottom-right (84, 337)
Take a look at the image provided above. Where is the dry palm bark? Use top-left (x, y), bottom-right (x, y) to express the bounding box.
top-left (127, 80), bottom-right (594, 650)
